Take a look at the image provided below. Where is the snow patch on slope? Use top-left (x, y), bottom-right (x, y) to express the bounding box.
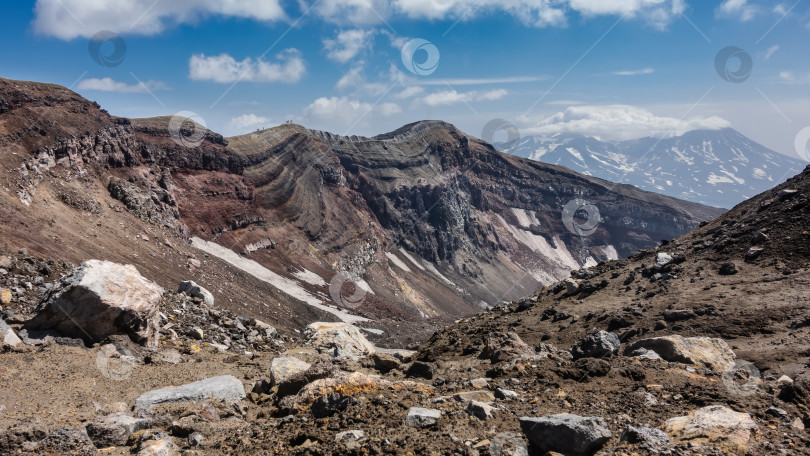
top-left (190, 237), bottom-right (369, 324)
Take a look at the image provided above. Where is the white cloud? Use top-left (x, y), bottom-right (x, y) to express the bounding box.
top-left (76, 77), bottom-right (169, 93)
top-left (717, 0), bottom-right (759, 21)
top-left (35, 0), bottom-right (688, 41)
top-left (612, 68), bottom-right (655, 76)
top-left (33, 0), bottom-right (285, 39)
top-left (303, 96), bottom-right (401, 131)
top-left (306, 0), bottom-right (393, 25)
top-left (229, 114), bottom-right (272, 132)
top-left (394, 86), bottom-right (425, 99)
top-left (522, 105), bottom-right (732, 140)
top-left (189, 49), bottom-right (305, 83)
top-left (420, 89), bottom-right (508, 106)
top-left (324, 29), bottom-right (374, 63)
top-left (305, 0), bottom-right (686, 29)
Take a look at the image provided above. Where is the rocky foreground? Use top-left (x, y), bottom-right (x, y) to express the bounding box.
top-left (1, 235), bottom-right (809, 456)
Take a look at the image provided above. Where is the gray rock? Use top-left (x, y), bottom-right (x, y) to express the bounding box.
top-left (336, 430), bottom-right (366, 450)
top-left (188, 432), bottom-right (204, 447)
top-left (270, 356), bottom-right (311, 386)
top-left (489, 432), bottom-right (529, 456)
top-left (188, 327), bottom-right (204, 340)
top-left (25, 260), bottom-right (163, 347)
top-left (495, 388), bottom-right (518, 400)
top-left (177, 280), bottom-right (214, 307)
top-left (254, 319), bottom-right (277, 339)
top-left (86, 412), bottom-right (150, 447)
top-left (564, 278), bottom-right (581, 295)
top-left (519, 414), bottom-right (611, 456)
top-left (765, 407), bottom-right (789, 421)
top-left (626, 335), bottom-right (735, 372)
top-left (655, 252), bottom-right (673, 268)
top-left (0, 318), bottom-right (21, 347)
top-left (663, 405), bottom-right (757, 451)
top-left (620, 426), bottom-right (670, 452)
top-left (138, 435), bottom-right (179, 456)
top-left (466, 400), bottom-right (495, 420)
top-left (304, 322), bottom-right (375, 359)
top-left (134, 375), bottom-right (246, 411)
top-left (405, 407), bottom-right (441, 428)
top-left (570, 329), bottom-right (620, 360)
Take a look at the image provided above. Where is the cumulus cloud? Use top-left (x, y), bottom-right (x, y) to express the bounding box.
top-left (229, 114), bottom-right (272, 132)
top-left (189, 49), bottom-right (305, 84)
top-left (33, 0), bottom-right (285, 39)
top-left (717, 0), bottom-right (759, 21)
top-left (522, 105), bottom-right (732, 140)
top-left (35, 0), bottom-right (689, 40)
top-left (324, 29), bottom-right (375, 62)
top-left (76, 77), bottom-right (169, 93)
top-left (420, 89), bottom-right (508, 106)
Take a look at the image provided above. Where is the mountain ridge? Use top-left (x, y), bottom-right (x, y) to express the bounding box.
top-left (505, 127), bottom-right (806, 209)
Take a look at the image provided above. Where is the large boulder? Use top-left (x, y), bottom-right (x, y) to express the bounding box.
top-left (134, 375), bottom-right (246, 411)
top-left (570, 329), bottom-right (620, 360)
top-left (663, 405), bottom-right (758, 454)
top-left (304, 322), bottom-right (375, 359)
top-left (25, 260), bottom-right (163, 347)
top-left (626, 336), bottom-right (735, 372)
top-left (177, 281), bottom-right (214, 307)
top-left (519, 414), bottom-right (611, 456)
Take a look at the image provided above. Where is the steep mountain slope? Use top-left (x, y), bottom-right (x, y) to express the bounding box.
top-left (507, 128), bottom-right (806, 209)
top-left (0, 77), bottom-right (722, 347)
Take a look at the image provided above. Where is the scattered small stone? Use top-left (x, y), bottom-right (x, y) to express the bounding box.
top-left (336, 430), bottom-right (366, 450)
top-left (405, 407), bottom-right (441, 428)
top-left (178, 280), bottom-right (214, 307)
top-left (466, 401), bottom-right (495, 420)
top-left (570, 329), bottom-right (620, 360)
top-left (719, 262), bottom-right (738, 276)
top-left (495, 388), bottom-right (518, 400)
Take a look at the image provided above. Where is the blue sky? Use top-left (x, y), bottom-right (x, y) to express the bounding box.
top-left (1, 0), bottom-right (809, 159)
